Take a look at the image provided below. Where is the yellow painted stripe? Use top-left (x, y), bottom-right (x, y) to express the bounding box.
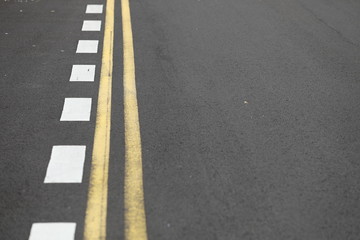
top-left (121, 0), bottom-right (148, 239)
top-left (83, 0), bottom-right (114, 238)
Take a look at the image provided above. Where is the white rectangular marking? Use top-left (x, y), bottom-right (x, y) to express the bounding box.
top-left (69, 65), bottom-right (95, 82)
top-left (60, 98), bottom-right (92, 121)
top-left (82, 20), bottom-right (102, 31)
top-left (76, 40), bottom-right (98, 53)
top-left (29, 223), bottom-right (76, 240)
top-left (44, 146), bottom-right (86, 183)
top-left (86, 4), bottom-right (103, 14)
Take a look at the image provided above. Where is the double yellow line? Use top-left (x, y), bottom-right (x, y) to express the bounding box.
top-left (83, 0), bottom-right (147, 238)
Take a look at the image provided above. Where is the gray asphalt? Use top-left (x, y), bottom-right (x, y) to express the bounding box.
top-left (1, 0), bottom-right (360, 239)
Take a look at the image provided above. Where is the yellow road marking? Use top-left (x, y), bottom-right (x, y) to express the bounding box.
top-left (121, 0), bottom-right (148, 239)
top-left (83, 0), bottom-right (114, 238)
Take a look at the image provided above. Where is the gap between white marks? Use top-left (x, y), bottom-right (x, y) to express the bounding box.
top-left (76, 40), bottom-right (99, 53)
top-left (60, 98), bottom-right (92, 121)
top-left (29, 223), bottom-right (76, 240)
top-left (82, 20), bottom-right (102, 31)
top-left (85, 4), bottom-right (103, 14)
top-left (44, 146), bottom-right (86, 183)
top-left (70, 65), bottom-right (95, 82)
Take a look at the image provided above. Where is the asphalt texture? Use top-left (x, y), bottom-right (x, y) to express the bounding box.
top-left (1, 0), bottom-right (360, 239)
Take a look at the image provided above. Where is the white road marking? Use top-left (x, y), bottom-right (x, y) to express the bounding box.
top-left (76, 40), bottom-right (99, 53)
top-left (82, 20), bottom-right (102, 31)
top-left (60, 98), bottom-right (92, 121)
top-left (29, 223), bottom-right (76, 240)
top-left (86, 4), bottom-right (103, 14)
top-left (69, 65), bottom-right (96, 82)
top-left (44, 146), bottom-right (86, 183)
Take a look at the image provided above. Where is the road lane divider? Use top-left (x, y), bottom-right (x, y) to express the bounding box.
top-left (29, 223), bottom-right (76, 240)
top-left (44, 146), bottom-right (86, 183)
top-left (121, 0), bottom-right (148, 238)
top-left (86, 4), bottom-right (103, 14)
top-left (69, 65), bottom-right (96, 82)
top-left (29, 1), bottom-right (105, 239)
top-left (60, 98), bottom-right (92, 121)
top-left (82, 20), bottom-right (102, 32)
top-left (76, 40), bottom-right (99, 53)
top-left (83, 0), bottom-right (114, 238)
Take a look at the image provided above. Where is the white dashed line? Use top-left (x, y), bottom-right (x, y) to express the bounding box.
top-left (29, 0), bottom-right (102, 236)
top-left (28, 223), bottom-right (76, 240)
top-left (85, 4), bottom-right (103, 14)
top-left (82, 20), bottom-right (102, 31)
top-left (69, 65), bottom-right (96, 82)
top-left (60, 98), bottom-right (92, 121)
top-left (44, 146), bottom-right (86, 183)
top-left (76, 40), bottom-right (99, 53)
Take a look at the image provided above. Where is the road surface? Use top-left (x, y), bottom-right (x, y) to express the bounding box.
top-left (1, 0), bottom-right (360, 239)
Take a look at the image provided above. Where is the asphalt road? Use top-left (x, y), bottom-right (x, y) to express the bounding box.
top-left (1, 0), bottom-right (360, 239)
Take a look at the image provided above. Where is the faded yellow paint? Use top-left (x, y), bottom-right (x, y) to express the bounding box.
top-left (121, 0), bottom-right (148, 238)
top-left (83, 0), bottom-right (114, 238)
